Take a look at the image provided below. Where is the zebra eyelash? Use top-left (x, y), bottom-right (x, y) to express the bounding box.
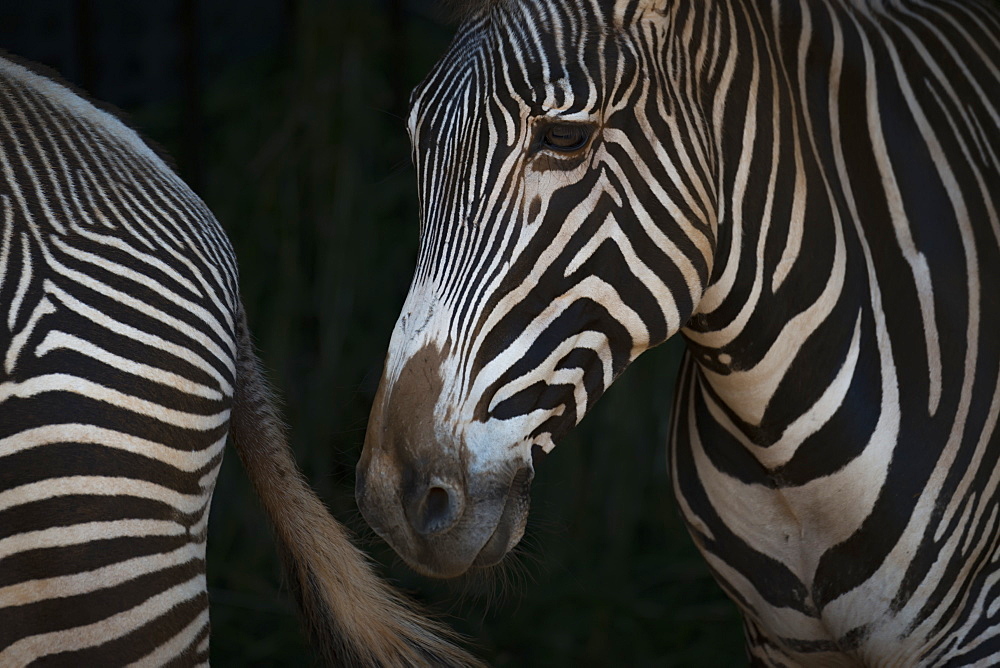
top-left (531, 121), bottom-right (597, 156)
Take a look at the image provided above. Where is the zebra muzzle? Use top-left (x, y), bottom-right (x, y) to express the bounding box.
top-left (356, 442), bottom-right (532, 578)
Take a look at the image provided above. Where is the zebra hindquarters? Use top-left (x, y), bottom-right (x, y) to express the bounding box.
top-left (0, 317), bottom-right (232, 665)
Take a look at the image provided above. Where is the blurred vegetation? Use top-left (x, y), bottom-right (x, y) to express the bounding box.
top-left (12, 0), bottom-right (747, 664)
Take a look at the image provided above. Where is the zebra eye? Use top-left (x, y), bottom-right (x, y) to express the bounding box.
top-left (541, 123), bottom-right (591, 152)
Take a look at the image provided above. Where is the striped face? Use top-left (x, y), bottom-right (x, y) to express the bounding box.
top-left (358, 0), bottom-right (714, 577)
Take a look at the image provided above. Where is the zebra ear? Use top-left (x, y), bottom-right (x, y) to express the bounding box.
top-left (614, 0), bottom-right (668, 26)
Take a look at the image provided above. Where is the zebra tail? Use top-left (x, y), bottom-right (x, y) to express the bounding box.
top-left (228, 304), bottom-right (484, 667)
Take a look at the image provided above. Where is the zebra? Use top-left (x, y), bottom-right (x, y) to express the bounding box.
top-left (356, 0), bottom-right (1000, 664)
top-left (0, 54), bottom-right (481, 666)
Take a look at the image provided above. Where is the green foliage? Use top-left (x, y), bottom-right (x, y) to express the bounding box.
top-left (154, 1), bottom-right (747, 664)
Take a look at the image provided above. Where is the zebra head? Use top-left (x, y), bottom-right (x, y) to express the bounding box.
top-left (358, 0), bottom-right (714, 577)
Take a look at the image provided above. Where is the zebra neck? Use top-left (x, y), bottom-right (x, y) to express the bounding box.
top-left (674, 0), bottom-right (890, 450)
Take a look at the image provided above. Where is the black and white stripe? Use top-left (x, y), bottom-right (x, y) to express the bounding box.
top-left (0, 55), bottom-right (236, 664)
top-left (363, 0), bottom-right (1000, 664)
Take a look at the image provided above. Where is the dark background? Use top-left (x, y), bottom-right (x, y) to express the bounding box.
top-left (0, 1), bottom-right (745, 664)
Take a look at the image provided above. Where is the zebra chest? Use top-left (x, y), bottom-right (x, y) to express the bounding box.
top-left (668, 371), bottom-right (942, 661)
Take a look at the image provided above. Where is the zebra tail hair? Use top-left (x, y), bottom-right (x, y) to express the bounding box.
top-left (228, 304), bottom-right (484, 667)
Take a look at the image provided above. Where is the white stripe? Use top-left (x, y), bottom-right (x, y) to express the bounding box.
top-left (0, 520), bottom-right (186, 561)
top-left (0, 476), bottom-right (211, 515)
top-left (8, 232), bottom-right (32, 331)
top-left (0, 543), bottom-right (203, 606)
top-left (0, 425), bottom-right (227, 472)
top-left (4, 295), bottom-right (55, 374)
top-left (0, 374), bottom-right (229, 431)
top-left (0, 194), bottom-right (13, 295)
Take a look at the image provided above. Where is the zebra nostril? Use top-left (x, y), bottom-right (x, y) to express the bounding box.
top-left (425, 486), bottom-right (450, 521)
top-left (412, 483), bottom-right (462, 536)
